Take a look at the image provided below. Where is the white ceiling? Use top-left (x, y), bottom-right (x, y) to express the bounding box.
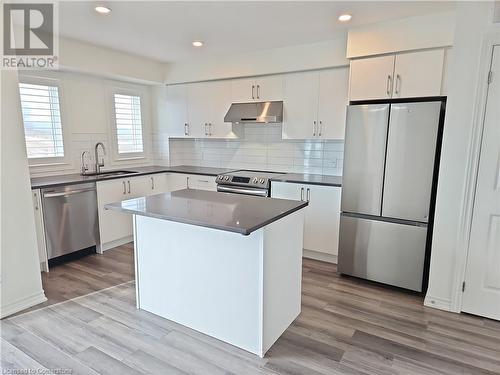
top-left (59, 1), bottom-right (455, 63)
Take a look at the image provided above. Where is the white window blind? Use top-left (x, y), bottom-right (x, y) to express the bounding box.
top-left (19, 82), bottom-right (64, 159)
top-left (113, 93), bottom-right (144, 154)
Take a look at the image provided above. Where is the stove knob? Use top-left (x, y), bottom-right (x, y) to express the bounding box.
top-left (252, 178), bottom-right (258, 183)
top-left (259, 178), bottom-right (265, 184)
top-left (224, 176), bottom-right (230, 181)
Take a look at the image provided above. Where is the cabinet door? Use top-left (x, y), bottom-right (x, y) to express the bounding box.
top-left (393, 49), bottom-right (444, 98)
top-left (167, 173), bottom-right (189, 191)
top-left (97, 179), bottom-right (133, 245)
top-left (149, 173), bottom-right (169, 194)
top-left (231, 78), bottom-right (255, 102)
top-left (187, 174), bottom-right (217, 191)
top-left (209, 80), bottom-right (234, 138)
top-left (255, 75), bottom-right (284, 101)
top-left (166, 84), bottom-right (189, 136)
top-left (303, 185), bottom-right (341, 256)
top-left (32, 189), bottom-right (48, 271)
top-left (187, 82), bottom-right (212, 138)
top-left (349, 55), bottom-right (395, 101)
top-left (318, 68), bottom-right (349, 140)
top-left (271, 181), bottom-right (303, 201)
top-left (282, 71), bottom-right (320, 139)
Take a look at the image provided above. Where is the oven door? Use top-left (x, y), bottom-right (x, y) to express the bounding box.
top-left (217, 184), bottom-right (268, 197)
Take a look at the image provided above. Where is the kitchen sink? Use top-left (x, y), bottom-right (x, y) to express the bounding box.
top-left (83, 170), bottom-right (140, 178)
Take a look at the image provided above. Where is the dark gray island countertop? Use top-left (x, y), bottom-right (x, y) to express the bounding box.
top-left (270, 173), bottom-right (342, 187)
top-left (105, 189), bottom-right (308, 235)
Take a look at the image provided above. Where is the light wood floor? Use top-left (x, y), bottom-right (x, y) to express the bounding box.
top-left (2, 246), bottom-right (500, 374)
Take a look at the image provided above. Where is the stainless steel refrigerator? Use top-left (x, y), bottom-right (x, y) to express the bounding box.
top-left (337, 100), bottom-right (445, 292)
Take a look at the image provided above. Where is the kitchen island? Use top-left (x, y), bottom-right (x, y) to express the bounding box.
top-left (105, 189), bottom-right (308, 357)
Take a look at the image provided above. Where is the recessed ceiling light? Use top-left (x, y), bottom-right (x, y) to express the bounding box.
top-left (95, 6), bottom-right (111, 15)
top-left (192, 41), bottom-right (204, 47)
top-left (338, 14), bottom-right (352, 22)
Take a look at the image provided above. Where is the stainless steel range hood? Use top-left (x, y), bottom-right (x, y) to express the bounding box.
top-left (224, 101), bottom-right (283, 124)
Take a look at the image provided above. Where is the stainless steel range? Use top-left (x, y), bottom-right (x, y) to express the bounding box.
top-left (216, 170), bottom-right (285, 197)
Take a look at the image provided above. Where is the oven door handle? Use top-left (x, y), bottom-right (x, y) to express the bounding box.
top-left (217, 185), bottom-right (268, 197)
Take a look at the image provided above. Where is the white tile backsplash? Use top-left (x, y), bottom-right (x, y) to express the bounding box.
top-left (168, 124), bottom-right (344, 176)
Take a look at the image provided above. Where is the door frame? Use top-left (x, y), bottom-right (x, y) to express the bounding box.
top-left (452, 33), bottom-right (500, 313)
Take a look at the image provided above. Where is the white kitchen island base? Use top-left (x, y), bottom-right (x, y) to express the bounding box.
top-left (133, 210), bottom-right (304, 357)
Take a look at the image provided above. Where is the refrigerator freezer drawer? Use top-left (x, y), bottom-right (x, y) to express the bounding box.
top-left (338, 214), bottom-right (428, 292)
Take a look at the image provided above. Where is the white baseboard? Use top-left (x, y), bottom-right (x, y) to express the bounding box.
top-left (303, 249), bottom-right (337, 264)
top-left (424, 294), bottom-right (453, 312)
top-left (99, 236), bottom-right (134, 253)
top-left (0, 291), bottom-right (47, 318)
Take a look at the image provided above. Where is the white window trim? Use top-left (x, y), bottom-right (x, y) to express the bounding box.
top-left (107, 85), bottom-right (151, 164)
top-left (18, 74), bottom-right (72, 169)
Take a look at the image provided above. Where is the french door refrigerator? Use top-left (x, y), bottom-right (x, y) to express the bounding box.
top-left (337, 100), bottom-right (444, 292)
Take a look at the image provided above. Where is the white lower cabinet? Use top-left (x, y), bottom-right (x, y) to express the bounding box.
top-left (32, 189), bottom-right (49, 272)
top-left (271, 181), bottom-right (341, 262)
top-left (167, 173), bottom-right (217, 192)
top-left (97, 173), bottom-right (169, 250)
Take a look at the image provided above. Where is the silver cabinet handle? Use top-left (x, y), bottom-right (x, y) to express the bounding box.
top-left (306, 188), bottom-right (311, 202)
top-left (319, 120), bottom-right (323, 137)
top-left (208, 123), bottom-right (212, 136)
top-left (122, 181), bottom-right (126, 194)
top-left (151, 176), bottom-right (155, 190)
top-left (386, 75), bottom-right (392, 96)
top-left (186, 176), bottom-right (190, 189)
top-left (256, 84), bottom-right (260, 99)
top-left (300, 187), bottom-right (304, 201)
top-left (184, 123), bottom-right (189, 136)
top-left (204, 123), bottom-right (208, 136)
top-left (313, 120), bottom-right (317, 136)
top-left (33, 192), bottom-right (39, 210)
top-left (251, 85), bottom-right (255, 100)
top-left (395, 74), bottom-right (401, 95)
top-left (127, 180), bottom-right (131, 194)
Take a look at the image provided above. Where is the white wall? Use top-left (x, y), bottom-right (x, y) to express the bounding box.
top-left (169, 125), bottom-right (344, 176)
top-left (20, 70), bottom-right (155, 178)
top-left (425, 2), bottom-right (500, 312)
top-left (347, 11), bottom-right (456, 58)
top-left (1, 69), bottom-right (46, 318)
top-left (164, 37), bottom-right (348, 84)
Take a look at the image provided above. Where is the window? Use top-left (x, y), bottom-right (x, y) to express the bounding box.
top-left (113, 93), bottom-right (144, 155)
top-left (18, 82), bottom-right (64, 159)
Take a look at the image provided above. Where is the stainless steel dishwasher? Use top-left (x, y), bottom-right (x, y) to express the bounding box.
top-left (41, 182), bottom-right (100, 260)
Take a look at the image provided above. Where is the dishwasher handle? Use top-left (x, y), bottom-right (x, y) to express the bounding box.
top-left (43, 187), bottom-right (96, 198)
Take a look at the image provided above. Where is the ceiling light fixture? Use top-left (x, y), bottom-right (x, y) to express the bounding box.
top-left (338, 14), bottom-right (352, 22)
top-left (192, 41), bottom-right (204, 47)
top-left (95, 6), bottom-right (111, 15)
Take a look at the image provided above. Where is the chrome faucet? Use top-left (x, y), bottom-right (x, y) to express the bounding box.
top-left (94, 142), bottom-right (106, 174)
top-left (81, 150), bottom-right (90, 175)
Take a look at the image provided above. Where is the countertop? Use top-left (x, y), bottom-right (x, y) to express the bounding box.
top-left (31, 165), bottom-right (342, 189)
top-left (270, 173), bottom-right (342, 187)
top-left (30, 165), bottom-right (238, 189)
top-left (105, 189), bottom-right (308, 235)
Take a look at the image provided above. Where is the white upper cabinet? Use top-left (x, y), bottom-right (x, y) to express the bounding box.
top-left (187, 80), bottom-right (234, 139)
top-left (231, 75), bottom-right (284, 102)
top-left (283, 68), bottom-right (348, 140)
top-left (349, 55), bottom-right (395, 101)
top-left (282, 71), bottom-right (319, 139)
top-left (349, 49), bottom-right (445, 101)
top-left (392, 49), bottom-right (445, 99)
top-left (317, 68), bottom-right (349, 140)
top-left (166, 84), bottom-right (189, 136)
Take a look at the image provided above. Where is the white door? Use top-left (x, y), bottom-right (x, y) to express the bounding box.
top-left (462, 46), bottom-right (500, 321)
top-left (282, 71), bottom-right (319, 139)
top-left (303, 185), bottom-right (342, 257)
top-left (393, 49), bottom-right (444, 99)
top-left (166, 84), bottom-right (189, 136)
top-left (167, 173), bottom-right (189, 191)
top-left (186, 174), bottom-right (217, 191)
top-left (208, 80), bottom-right (234, 138)
top-left (317, 68), bottom-right (349, 140)
top-left (349, 55), bottom-right (395, 101)
top-left (96, 178), bottom-right (133, 245)
top-left (231, 78), bottom-right (255, 102)
top-left (255, 75), bottom-right (284, 101)
top-left (187, 82), bottom-right (211, 138)
top-left (149, 173), bottom-right (169, 194)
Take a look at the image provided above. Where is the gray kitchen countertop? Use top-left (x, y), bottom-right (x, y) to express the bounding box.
top-left (30, 165), bottom-right (238, 189)
top-left (270, 173), bottom-right (342, 187)
top-left (105, 189), bottom-right (308, 235)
